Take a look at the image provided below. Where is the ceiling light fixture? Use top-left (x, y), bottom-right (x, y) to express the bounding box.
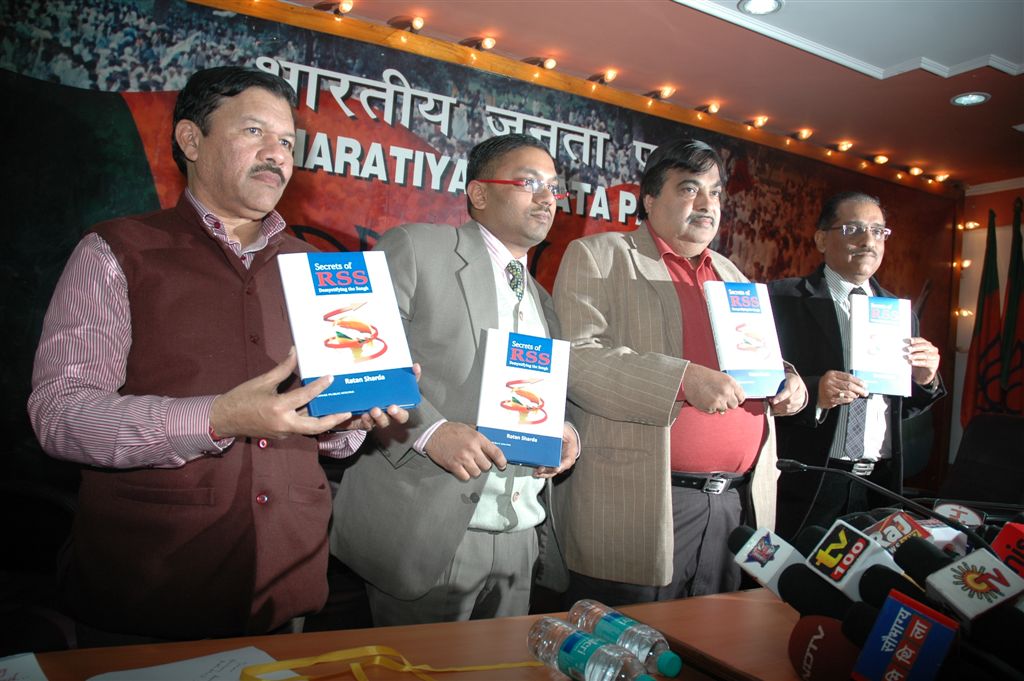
top-left (644, 85), bottom-right (676, 100)
top-left (696, 102), bottom-right (720, 114)
top-left (523, 56), bottom-right (557, 70)
top-left (950, 92), bottom-right (991, 107)
top-left (459, 36), bottom-right (496, 51)
top-left (935, 173), bottom-right (950, 182)
top-left (908, 166), bottom-right (923, 176)
top-left (965, 221), bottom-right (980, 229)
top-left (387, 15), bottom-right (424, 32)
top-left (588, 68), bottom-right (618, 84)
top-left (873, 155), bottom-right (889, 165)
top-left (836, 140), bottom-right (853, 152)
top-left (793, 128), bottom-right (813, 140)
top-left (749, 115), bottom-right (768, 128)
top-left (737, 0), bottom-right (783, 15)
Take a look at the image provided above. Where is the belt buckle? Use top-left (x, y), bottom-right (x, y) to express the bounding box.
top-left (703, 474), bottom-right (728, 495)
top-left (851, 461), bottom-right (875, 477)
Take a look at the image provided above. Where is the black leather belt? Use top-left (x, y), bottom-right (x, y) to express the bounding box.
top-left (670, 472), bottom-right (749, 494)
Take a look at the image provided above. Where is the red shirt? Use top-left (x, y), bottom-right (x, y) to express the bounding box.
top-left (649, 227), bottom-right (766, 474)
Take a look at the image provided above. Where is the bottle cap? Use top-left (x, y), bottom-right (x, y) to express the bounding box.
top-left (657, 650), bottom-right (684, 677)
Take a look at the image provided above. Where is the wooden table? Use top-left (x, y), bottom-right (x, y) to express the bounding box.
top-left (35, 589), bottom-right (800, 681)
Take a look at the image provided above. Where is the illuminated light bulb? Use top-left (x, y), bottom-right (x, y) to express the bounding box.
top-left (542, 57), bottom-right (556, 70)
top-left (965, 221), bottom-right (980, 229)
top-left (896, 172), bottom-right (903, 179)
top-left (837, 140), bottom-right (853, 152)
top-left (752, 115), bottom-right (768, 128)
top-left (909, 166), bottom-right (923, 176)
top-left (873, 155), bottom-right (889, 164)
top-left (339, 0), bottom-right (353, 11)
top-left (935, 173), bottom-right (949, 182)
top-left (480, 37), bottom-right (495, 50)
top-left (411, 16), bottom-right (424, 31)
top-left (796, 128), bottom-right (813, 140)
top-left (962, 259), bottom-right (972, 268)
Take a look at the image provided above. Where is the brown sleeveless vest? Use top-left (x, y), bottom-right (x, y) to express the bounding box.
top-left (65, 196), bottom-right (329, 639)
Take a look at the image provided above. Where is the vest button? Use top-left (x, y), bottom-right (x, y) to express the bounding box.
top-left (249, 334), bottom-right (260, 344)
top-left (469, 492), bottom-right (480, 503)
top-left (256, 493), bottom-right (270, 505)
top-left (257, 438), bottom-right (270, 449)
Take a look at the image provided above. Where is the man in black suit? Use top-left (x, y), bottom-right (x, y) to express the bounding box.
top-left (768, 191), bottom-right (945, 539)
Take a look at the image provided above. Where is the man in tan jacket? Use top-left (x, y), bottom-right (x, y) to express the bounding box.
top-left (553, 138), bottom-right (806, 605)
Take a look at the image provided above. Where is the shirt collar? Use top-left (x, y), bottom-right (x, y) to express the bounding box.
top-left (476, 220), bottom-right (528, 272)
top-left (647, 224), bottom-right (712, 270)
top-left (184, 188), bottom-right (287, 246)
top-left (823, 264), bottom-right (873, 300)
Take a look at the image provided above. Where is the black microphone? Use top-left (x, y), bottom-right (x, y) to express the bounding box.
top-left (777, 563), bottom-right (855, 619)
top-left (776, 458), bottom-right (995, 555)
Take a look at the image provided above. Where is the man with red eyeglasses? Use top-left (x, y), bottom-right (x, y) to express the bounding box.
top-left (331, 134), bottom-right (579, 625)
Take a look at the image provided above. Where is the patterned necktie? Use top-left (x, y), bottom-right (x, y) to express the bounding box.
top-left (505, 260), bottom-right (525, 301)
top-left (845, 286), bottom-right (868, 459)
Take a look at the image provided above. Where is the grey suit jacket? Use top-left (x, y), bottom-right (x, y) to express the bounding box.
top-left (553, 227), bottom-right (779, 587)
top-left (330, 221), bottom-right (568, 600)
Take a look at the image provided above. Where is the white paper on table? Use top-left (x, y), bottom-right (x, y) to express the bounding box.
top-left (0, 652), bottom-right (48, 681)
top-left (87, 646), bottom-right (293, 681)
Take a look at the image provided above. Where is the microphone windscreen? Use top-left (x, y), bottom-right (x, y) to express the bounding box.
top-left (778, 564), bottom-right (855, 619)
top-left (793, 525), bottom-right (827, 558)
top-left (842, 512), bottom-right (878, 530)
top-left (776, 459), bottom-right (806, 473)
top-left (893, 536), bottom-right (951, 585)
top-left (787, 616), bottom-right (860, 681)
top-left (858, 564), bottom-right (927, 608)
top-left (728, 525), bottom-right (756, 555)
top-left (840, 601), bottom-right (879, 648)
top-left (868, 507), bottom-right (902, 521)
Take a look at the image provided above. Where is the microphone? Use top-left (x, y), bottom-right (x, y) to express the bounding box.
top-left (777, 563), bottom-right (855, 619)
top-left (894, 537), bottom-right (1024, 622)
top-left (804, 519), bottom-right (902, 602)
top-left (786, 615), bottom-right (860, 681)
top-left (843, 592), bottom-right (959, 681)
top-left (728, 525), bottom-right (806, 599)
top-left (777, 458), bottom-right (994, 555)
top-left (858, 564), bottom-right (929, 608)
top-left (792, 525), bottom-right (828, 558)
top-left (992, 522), bottom-right (1024, 578)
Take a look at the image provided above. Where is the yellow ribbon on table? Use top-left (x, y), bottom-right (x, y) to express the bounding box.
top-left (239, 644), bottom-right (543, 681)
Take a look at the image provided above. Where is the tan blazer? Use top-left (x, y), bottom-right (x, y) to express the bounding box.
top-left (552, 227), bottom-right (778, 587)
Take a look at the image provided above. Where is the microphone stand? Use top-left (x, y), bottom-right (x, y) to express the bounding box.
top-left (776, 459), bottom-right (996, 556)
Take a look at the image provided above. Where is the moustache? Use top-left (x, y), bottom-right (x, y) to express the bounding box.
top-left (850, 248), bottom-right (877, 257)
top-left (250, 163), bottom-right (285, 183)
top-left (688, 213), bottom-right (714, 224)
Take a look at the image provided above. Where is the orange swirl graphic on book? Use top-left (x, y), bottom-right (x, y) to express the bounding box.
top-left (735, 323), bottom-right (766, 353)
top-left (323, 302), bottom-right (388, 361)
top-left (500, 379), bottom-right (548, 424)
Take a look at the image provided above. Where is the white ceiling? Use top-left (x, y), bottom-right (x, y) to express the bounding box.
top-left (678, 0), bottom-right (1024, 78)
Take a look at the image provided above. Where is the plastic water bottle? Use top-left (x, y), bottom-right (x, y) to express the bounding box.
top-left (527, 616), bottom-right (656, 681)
top-left (568, 600), bottom-right (684, 678)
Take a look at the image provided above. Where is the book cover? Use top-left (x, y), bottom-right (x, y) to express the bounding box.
top-left (849, 295), bottom-right (912, 396)
top-left (703, 281), bottom-right (786, 398)
top-left (277, 251), bottom-right (420, 416)
top-left (475, 330), bottom-right (569, 468)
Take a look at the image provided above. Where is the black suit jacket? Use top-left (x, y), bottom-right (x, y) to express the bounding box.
top-left (768, 265), bottom-right (945, 505)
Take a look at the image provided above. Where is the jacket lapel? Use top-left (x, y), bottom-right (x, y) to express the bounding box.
top-left (630, 228), bottom-right (684, 359)
top-left (454, 221), bottom-right (499, 351)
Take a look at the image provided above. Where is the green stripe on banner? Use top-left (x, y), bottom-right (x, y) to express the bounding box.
top-left (1, 68), bottom-right (160, 440)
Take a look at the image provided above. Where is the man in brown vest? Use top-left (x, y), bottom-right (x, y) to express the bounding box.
top-left (28, 67), bottom-right (408, 643)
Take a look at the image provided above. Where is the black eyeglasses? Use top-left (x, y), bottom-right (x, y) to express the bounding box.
top-left (825, 222), bottom-right (892, 241)
top-left (475, 178), bottom-right (568, 200)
